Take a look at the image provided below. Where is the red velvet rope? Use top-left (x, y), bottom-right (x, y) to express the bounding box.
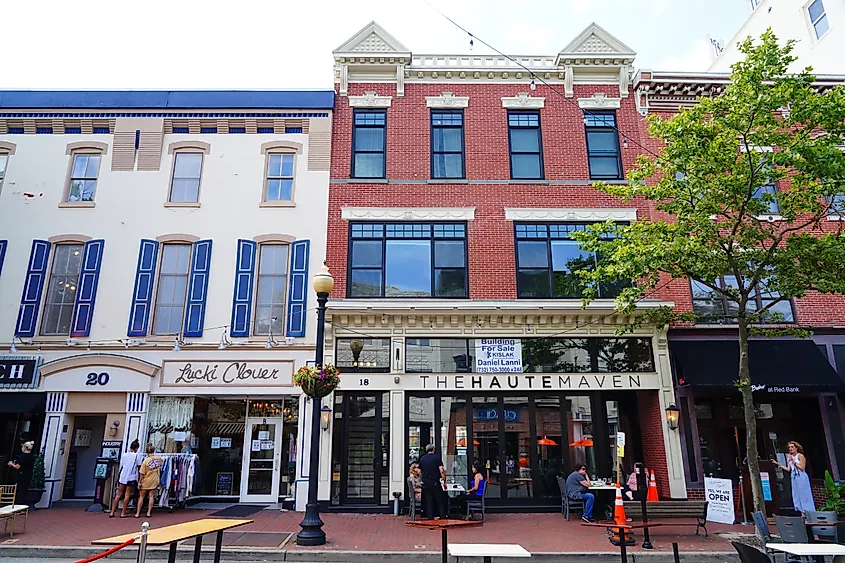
top-left (75, 537), bottom-right (136, 563)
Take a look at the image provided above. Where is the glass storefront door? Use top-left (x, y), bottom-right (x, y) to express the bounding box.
top-left (332, 393), bottom-right (390, 505)
top-left (241, 417), bottom-right (283, 503)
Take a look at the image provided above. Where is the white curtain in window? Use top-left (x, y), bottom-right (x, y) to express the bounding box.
top-left (147, 396), bottom-right (195, 453)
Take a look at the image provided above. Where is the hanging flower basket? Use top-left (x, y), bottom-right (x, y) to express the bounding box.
top-left (294, 364), bottom-right (340, 398)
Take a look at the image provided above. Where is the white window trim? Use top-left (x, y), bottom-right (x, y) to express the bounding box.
top-left (341, 206), bottom-right (475, 221)
top-left (804, 0), bottom-right (830, 41)
top-left (505, 207), bottom-right (637, 222)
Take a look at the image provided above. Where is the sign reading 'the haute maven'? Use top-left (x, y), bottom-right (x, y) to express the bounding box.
top-left (161, 360), bottom-right (293, 387)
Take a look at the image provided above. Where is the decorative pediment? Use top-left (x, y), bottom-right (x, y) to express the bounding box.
top-left (426, 92), bottom-right (469, 109)
top-left (501, 93), bottom-right (545, 109)
top-left (578, 92), bottom-right (621, 110)
top-left (348, 92), bottom-right (393, 108)
top-left (334, 21), bottom-right (411, 58)
top-left (556, 23), bottom-right (636, 65)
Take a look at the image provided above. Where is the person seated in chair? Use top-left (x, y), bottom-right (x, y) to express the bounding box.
top-left (566, 464), bottom-right (595, 523)
top-left (454, 462), bottom-right (485, 517)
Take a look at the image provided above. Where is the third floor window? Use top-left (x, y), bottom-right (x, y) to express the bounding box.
top-left (67, 152), bottom-right (101, 202)
top-left (352, 110), bottom-right (386, 179)
top-left (691, 276), bottom-right (794, 323)
top-left (431, 111), bottom-right (465, 179)
top-left (169, 152), bottom-right (203, 203)
top-left (348, 222), bottom-right (468, 298)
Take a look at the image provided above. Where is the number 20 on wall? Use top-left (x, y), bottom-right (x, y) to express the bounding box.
top-left (86, 372), bottom-right (110, 386)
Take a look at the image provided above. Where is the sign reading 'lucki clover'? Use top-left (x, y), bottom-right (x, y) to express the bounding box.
top-left (474, 339), bottom-right (523, 373)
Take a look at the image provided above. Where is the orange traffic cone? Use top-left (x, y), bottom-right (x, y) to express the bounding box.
top-left (614, 483), bottom-right (627, 525)
top-left (647, 470), bottom-right (659, 502)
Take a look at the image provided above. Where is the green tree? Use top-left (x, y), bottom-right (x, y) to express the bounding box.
top-left (574, 31), bottom-right (845, 515)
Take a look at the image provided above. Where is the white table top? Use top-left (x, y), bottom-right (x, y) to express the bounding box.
top-left (0, 505), bottom-right (28, 514)
top-left (445, 484), bottom-right (466, 492)
top-left (767, 543), bottom-right (845, 556)
top-left (589, 485), bottom-right (619, 490)
top-left (449, 544), bottom-right (531, 558)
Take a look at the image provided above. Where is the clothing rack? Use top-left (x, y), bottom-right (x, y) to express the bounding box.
top-left (155, 453), bottom-right (198, 513)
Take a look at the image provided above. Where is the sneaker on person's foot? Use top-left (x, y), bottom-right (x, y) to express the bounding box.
top-left (582, 516), bottom-right (591, 523)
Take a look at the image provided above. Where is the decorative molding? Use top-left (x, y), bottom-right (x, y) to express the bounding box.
top-left (156, 233), bottom-right (200, 243)
top-left (65, 140), bottom-right (109, 155)
top-left (348, 92), bottom-right (393, 108)
top-left (501, 93), bottom-right (545, 109)
top-left (504, 208), bottom-right (638, 222)
top-left (341, 207), bottom-right (476, 221)
top-left (41, 353), bottom-right (159, 377)
top-left (426, 92), bottom-right (470, 109)
top-left (333, 21), bottom-right (411, 57)
top-left (47, 234), bottom-right (92, 243)
top-left (578, 93), bottom-right (621, 110)
top-left (167, 140), bottom-right (211, 155)
top-left (253, 233), bottom-right (296, 243)
top-left (0, 141), bottom-right (16, 155)
top-left (260, 140), bottom-right (303, 154)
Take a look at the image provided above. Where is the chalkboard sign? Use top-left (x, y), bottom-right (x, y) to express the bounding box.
top-left (216, 472), bottom-right (234, 496)
top-left (63, 451), bottom-right (77, 497)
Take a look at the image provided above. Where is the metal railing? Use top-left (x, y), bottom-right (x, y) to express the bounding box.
top-left (73, 522), bottom-right (149, 563)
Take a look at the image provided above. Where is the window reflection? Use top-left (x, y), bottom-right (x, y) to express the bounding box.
top-left (535, 396), bottom-right (563, 498)
top-left (440, 396), bottom-right (468, 490)
top-left (567, 396), bottom-right (595, 477)
top-left (523, 339), bottom-right (591, 373)
top-left (408, 396), bottom-right (434, 465)
top-left (335, 338), bottom-right (391, 372)
top-left (473, 396), bottom-right (501, 498)
top-left (503, 397), bottom-right (532, 499)
top-left (406, 339), bottom-right (473, 373)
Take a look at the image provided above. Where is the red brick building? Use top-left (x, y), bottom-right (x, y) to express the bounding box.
top-left (317, 21), bottom-right (845, 514)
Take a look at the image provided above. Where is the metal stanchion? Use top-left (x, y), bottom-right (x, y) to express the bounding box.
top-left (136, 522), bottom-right (149, 563)
top-left (672, 542), bottom-right (680, 563)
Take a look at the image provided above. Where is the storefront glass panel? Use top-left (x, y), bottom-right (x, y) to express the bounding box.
top-left (408, 396), bottom-right (434, 465)
top-left (246, 420), bottom-right (276, 496)
top-left (280, 397), bottom-right (299, 498)
top-left (440, 396), bottom-right (468, 489)
top-left (567, 395), bottom-right (595, 477)
top-left (192, 399), bottom-right (246, 496)
top-left (535, 396), bottom-right (563, 498)
top-left (472, 396), bottom-right (501, 498)
top-left (503, 396), bottom-right (531, 499)
top-left (336, 338), bottom-right (391, 372)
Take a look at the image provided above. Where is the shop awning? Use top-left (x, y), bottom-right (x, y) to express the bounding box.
top-left (0, 392), bottom-right (46, 414)
top-left (672, 340), bottom-right (845, 394)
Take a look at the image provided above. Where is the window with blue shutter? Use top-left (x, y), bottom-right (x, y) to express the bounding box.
top-left (230, 240), bottom-right (256, 338)
top-left (70, 239), bottom-right (105, 337)
top-left (286, 240), bottom-right (310, 338)
top-left (127, 240), bottom-right (159, 337)
top-left (183, 240), bottom-right (213, 337)
top-left (15, 240), bottom-right (51, 337)
top-left (0, 240), bottom-right (7, 277)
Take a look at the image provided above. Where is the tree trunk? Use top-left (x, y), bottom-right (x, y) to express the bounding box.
top-left (738, 318), bottom-right (766, 516)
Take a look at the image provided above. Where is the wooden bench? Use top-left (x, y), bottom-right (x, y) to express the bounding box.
top-left (622, 500), bottom-right (709, 537)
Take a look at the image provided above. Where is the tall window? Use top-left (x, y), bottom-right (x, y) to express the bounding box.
top-left (265, 154), bottom-right (295, 201)
top-left (169, 153), bottom-right (203, 203)
top-left (584, 111), bottom-right (623, 180)
top-left (431, 111), bottom-right (465, 179)
top-left (830, 193), bottom-right (845, 216)
top-left (41, 244), bottom-right (84, 335)
top-left (691, 276), bottom-right (794, 323)
top-left (352, 110), bottom-right (386, 179)
top-left (254, 244), bottom-right (289, 336)
top-left (66, 153), bottom-right (101, 202)
top-left (752, 183), bottom-right (780, 214)
top-left (348, 222), bottom-right (468, 298)
top-left (153, 244), bottom-right (192, 335)
top-left (507, 111), bottom-right (543, 179)
top-left (515, 223), bottom-right (625, 299)
top-left (808, 0), bottom-right (829, 39)
top-left (0, 153), bottom-right (7, 193)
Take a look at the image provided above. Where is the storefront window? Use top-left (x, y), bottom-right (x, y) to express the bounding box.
top-left (567, 395), bottom-right (595, 477)
top-left (192, 398), bottom-right (246, 496)
top-left (596, 339), bottom-right (655, 372)
top-left (331, 394), bottom-right (343, 505)
top-left (535, 396), bottom-right (564, 498)
top-left (408, 396), bottom-right (435, 465)
top-left (503, 396), bottom-right (531, 498)
top-left (248, 400), bottom-right (285, 418)
top-left (523, 338), bottom-right (655, 373)
top-left (440, 396), bottom-right (468, 489)
top-left (473, 396), bottom-right (500, 497)
top-left (335, 338), bottom-right (391, 372)
top-left (280, 397), bottom-right (299, 498)
top-left (147, 397), bottom-right (195, 453)
top-left (407, 339), bottom-right (473, 373)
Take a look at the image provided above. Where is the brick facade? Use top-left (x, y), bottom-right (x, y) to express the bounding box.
top-left (637, 391), bottom-right (672, 499)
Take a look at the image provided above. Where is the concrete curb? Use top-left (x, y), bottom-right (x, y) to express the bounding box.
top-left (0, 544), bottom-right (740, 562)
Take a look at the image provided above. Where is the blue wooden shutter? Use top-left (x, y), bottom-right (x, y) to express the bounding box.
top-left (0, 240), bottom-right (7, 277)
top-left (286, 239), bottom-right (310, 338)
top-left (183, 239), bottom-right (213, 337)
top-left (70, 239), bottom-right (105, 337)
top-left (127, 239), bottom-right (159, 337)
top-left (230, 240), bottom-right (257, 338)
top-left (15, 240), bottom-right (51, 337)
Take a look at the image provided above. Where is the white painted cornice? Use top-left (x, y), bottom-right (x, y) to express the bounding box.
top-left (501, 93), bottom-right (545, 109)
top-left (348, 92), bottom-right (393, 108)
top-left (341, 207), bottom-right (476, 221)
top-left (504, 208), bottom-right (637, 221)
top-left (426, 92), bottom-right (470, 109)
top-left (578, 92), bottom-right (621, 110)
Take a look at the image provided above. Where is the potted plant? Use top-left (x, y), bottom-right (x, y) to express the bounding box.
top-left (294, 364), bottom-right (340, 398)
top-left (28, 449), bottom-right (46, 508)
top-left (822, 470), bottom-right (845, 516)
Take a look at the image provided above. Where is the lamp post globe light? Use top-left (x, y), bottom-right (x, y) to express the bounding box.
top-left (297, 263), bottom-right (334, 546)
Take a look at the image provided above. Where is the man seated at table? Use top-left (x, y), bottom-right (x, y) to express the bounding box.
top-left (566, 464), bottom-right (595, 523)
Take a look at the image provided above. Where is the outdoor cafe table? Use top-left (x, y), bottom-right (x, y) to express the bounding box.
top-left (407, 519), bottom-right (484, 563)
top-left (582, 521), bottom-right (663, 563)
top-left (93, 518), bottom-right (252, 563)
top-left (767, 542), bottom-right (845, 557)
top-left (449, 542), bottom-right (531, 563)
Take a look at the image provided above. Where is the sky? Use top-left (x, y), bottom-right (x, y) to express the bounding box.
top-left (2, 0), bottom-right (751, 90)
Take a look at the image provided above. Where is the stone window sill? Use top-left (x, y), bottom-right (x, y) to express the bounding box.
top-left (59, 201), bottom-right (95, 208)
top-left (164, 202), bottom-right (201, 208)
top-left (259, 201), bottom-right (296, 208)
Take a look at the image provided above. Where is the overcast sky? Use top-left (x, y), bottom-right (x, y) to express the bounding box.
top-left (3, 0), bottom-right (751, 90)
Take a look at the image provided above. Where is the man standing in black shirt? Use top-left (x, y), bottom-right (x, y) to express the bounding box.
top-left (418, 444), bottom-right (447, 520)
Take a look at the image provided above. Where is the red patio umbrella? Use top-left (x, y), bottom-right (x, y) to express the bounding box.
top-left (537, 437), bottom-right (558, 446)
top-left (456, 438), bottom-right (480, 446)
top-left (569, 438), bottom-right (594, 447)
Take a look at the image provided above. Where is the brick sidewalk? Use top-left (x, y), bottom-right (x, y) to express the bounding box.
top-left (0, 508), bottom-right (747, 555)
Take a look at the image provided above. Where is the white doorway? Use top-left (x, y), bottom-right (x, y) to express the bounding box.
top-left (240, 417), bottom-right (283, 503)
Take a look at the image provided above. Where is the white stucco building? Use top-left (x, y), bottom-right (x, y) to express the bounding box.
top-left (709, 0), bottom-right (844, 73)
top-left (0, 90), bottom-right (333, 509)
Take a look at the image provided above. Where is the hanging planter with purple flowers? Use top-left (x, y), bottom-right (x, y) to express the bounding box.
top-left (294, 364), bottom-right (341, 398)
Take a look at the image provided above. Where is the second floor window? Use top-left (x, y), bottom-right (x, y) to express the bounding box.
top-left (67, 153), bottom-right (101, 202)
top-left (352, 110), bottom-right (386, 179)
top-left (169, 153), bottom-right (203, 203)
top-left (507, 111), bottom-right (543, 179)
top-left (153, 244), bottom-right (192, 334)
top-left (515, 222), bottom-right (625, 299)
top-left (431, 111), bottom-right (465, 179)
top-left (41, 244), bottom-right (83, 335)
top-left (349, 222), bottom-right (467, 298)
top-left (254, 244), bottom-right (288, 336)
top-left (808, 0), bottom-right (829, 39)
top-left (585, 111), bottom-right (623, 180)
top-left (265, 154), bottom-right (295, 201)
top-left (691, 276), bottom-right (794, 323)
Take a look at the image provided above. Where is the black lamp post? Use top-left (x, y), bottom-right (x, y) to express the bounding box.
top-left (297, 263), bottom-right (334, 546)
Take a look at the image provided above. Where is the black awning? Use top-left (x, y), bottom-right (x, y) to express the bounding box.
top-left (671, 340), bottom-right (845, 394)
top-left (0, 392), bottom-right (46, 414)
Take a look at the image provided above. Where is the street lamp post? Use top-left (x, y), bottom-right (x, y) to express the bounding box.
top-left (297, 263), bottom-right (334, 546)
